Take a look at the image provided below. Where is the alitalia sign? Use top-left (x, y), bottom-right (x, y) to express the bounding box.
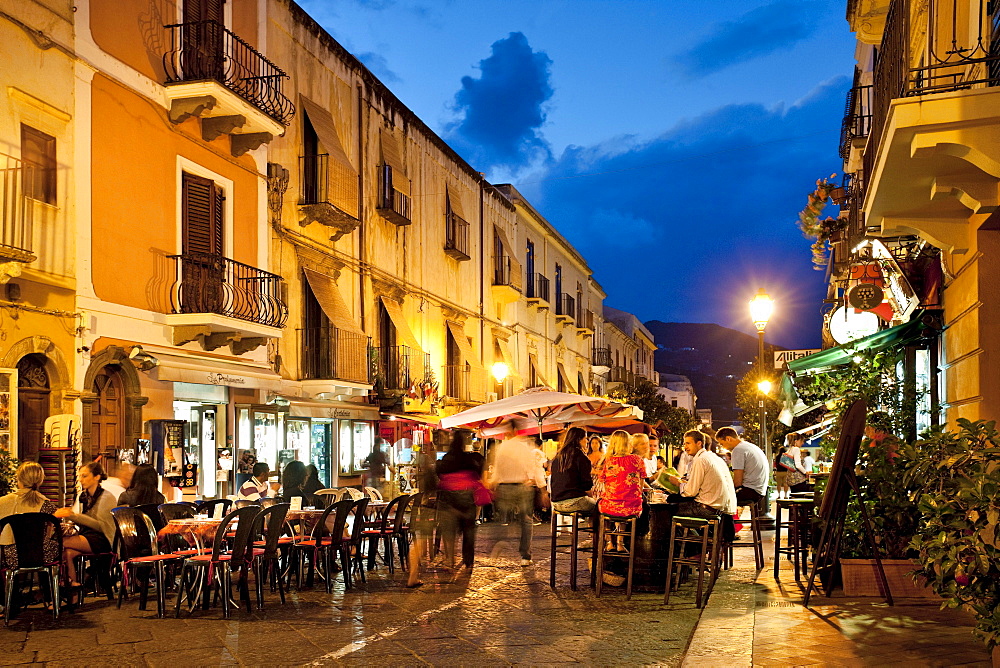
top-left (774, 349), bottom-right (821, 369)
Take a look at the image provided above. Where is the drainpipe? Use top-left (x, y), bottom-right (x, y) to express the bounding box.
top-left (358, 82), bottom-right (366, 335)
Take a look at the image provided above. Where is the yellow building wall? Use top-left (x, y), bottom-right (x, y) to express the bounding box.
top-left (90, 73), bottom-right (261, 312)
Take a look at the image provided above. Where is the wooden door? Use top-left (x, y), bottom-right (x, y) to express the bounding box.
top-left (91, 367), bottom-right (124, 458)
top-left (181, 172), bottom-right (225, 314)
top-left (182, 0), bottom-right (226, 80)
top-left (16, 355), bottom-right (49, 462)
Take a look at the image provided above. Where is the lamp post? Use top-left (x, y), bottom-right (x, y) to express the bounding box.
top-left (491, 361), bottom-right (509, 398)
top-left (749, 288), bottom-right (775, 527)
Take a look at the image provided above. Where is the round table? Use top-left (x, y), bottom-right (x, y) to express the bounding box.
top-left (158, 517), bottom-right (225, 553)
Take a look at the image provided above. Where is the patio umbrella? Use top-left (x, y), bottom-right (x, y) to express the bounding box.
top-left (438, 386), bottom-right (643, 437)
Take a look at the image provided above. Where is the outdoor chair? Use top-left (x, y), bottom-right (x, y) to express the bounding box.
top-left (664, 515), bottom-right (723, 608)
top-left (595, 513), bottom-right (638, 599)
top-left (340, 498), bottom-right (370, 588)
top-left (112, 507), bottom-right (181, 618)
top-left (549, 507), bottom-right (596, 591)
top-left (0, 512), bottom-right (63, 624)
top-left (196, 499), bottom-right (232, 518)
top-left (364, 494), bottom-right (411, 573)
top-left (248, 502), bottom-right (289, 608)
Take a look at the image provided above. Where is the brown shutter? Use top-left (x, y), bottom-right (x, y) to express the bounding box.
top-left (182, 172), bottom-right (223, 256)
top-left (379, 128), bottom-right (410, 196)
top-left (184, 0), bottom-right (225, 23)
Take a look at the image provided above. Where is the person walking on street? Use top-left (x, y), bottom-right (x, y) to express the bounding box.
top-left (489, 428), bottom-right (546, 566)
top-left (436, 431), bottom-right (484, 570)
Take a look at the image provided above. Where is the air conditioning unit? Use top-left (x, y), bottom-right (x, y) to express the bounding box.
top-left (486, 392), bottom-right (498, 403)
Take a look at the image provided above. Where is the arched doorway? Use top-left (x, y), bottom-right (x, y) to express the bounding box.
top-left (90, 366), bottom-right (125, 459)
top-left (17, 354), bottom-right (50, 462)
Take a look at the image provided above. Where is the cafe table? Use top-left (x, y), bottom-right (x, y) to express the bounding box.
top-left (159, 517), bottom-right (225, 554)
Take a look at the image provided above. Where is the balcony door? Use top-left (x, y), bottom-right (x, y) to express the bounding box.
top-left (378, 301), bottom-right (400, 389)
top-left (16, 354), bottom-right (49, 462)
top-left (525, 240), bottom-right (535, 297)
top-left (182, 0), bottom-right (226, 80)
top-left (181, 172), bottom-right (225, 314)
top-left (302, 276), bottom-right (331, 379)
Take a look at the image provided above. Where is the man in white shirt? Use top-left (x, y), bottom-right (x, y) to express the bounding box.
top-left (716, 427), bottom-right (769, 506)
top-left (666, 429), bottom-right (737, 519)
top-left (489, 431), bottom-right (547, 565)
top-left (643, 435), bottom-right (659, 480)
top-left (237, 463), bottom-right (272, 501)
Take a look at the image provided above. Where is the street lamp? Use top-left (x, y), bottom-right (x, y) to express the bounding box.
top-left (491, 362), bottom-right (509, 398)
top-left (749, 288), bottom-right (775, 526)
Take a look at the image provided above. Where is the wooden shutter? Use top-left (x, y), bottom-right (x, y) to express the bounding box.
top-left (182, 172), bottom-right (224, 256)
top-left (184, 0), bottom-right (225, 23)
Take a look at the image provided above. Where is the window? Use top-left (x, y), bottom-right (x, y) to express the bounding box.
top-left (21, 125), bottom-right (56, 204)
top-left (181, 172), bottom-right (224, 255)
top-left (555, 263), bottom-right (563, 298)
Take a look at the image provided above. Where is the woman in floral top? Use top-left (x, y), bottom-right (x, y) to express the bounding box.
top-left (598, 430), bottom-right (646, 517)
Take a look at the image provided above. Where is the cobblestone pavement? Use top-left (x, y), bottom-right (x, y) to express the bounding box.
top-left (0, 522), bottom-right (702, 667)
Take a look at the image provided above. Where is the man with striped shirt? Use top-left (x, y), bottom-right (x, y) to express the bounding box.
top-left (238, 462), bottom-right (272, 501)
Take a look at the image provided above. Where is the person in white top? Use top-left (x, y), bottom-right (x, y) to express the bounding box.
top-left (665, 429), bottom-right (737, 519)
top-left (631, 433), bottom-right (657, 480)
top-left (716, 427), bottom-right (769, 506)
top-left (489, 432), bottom-right (547, 565)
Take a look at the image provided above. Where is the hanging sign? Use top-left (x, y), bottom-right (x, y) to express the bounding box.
top-left (828, 306), bottom-right (880, 345)
top-left (774, 349), bottom-right (822, 369)
top-left (847, 283), bottom-right (885, 311)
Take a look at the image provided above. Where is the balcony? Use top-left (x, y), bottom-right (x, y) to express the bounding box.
top-left (370, 345), bottom-right (429, 392)
top-left (592, 346), bottom-right (612, 368)
top-left (491, 255), bottom-right (522, 303)
top-left (555, 293), bottom-right (575, 324)
top-left (608, 366), bottom-right (634, 385)
top-left (443, 365), bottom-right (488, 404)
top-left (167, 251), bottom-right (287, 352)
top-left (444, 212), bottom-right (471, 261)
top-left (376, 164), bottom-right (411, 226)
top-left (576, 307), bottom-right (594, 335)
top-left (299, 326), bottom-right (370, 384)
top-left (525, 272), bottom-right (550, 308)
top-left (298, 154), bottom-right (360, 240)
top-left (839, 76), bottom-right (872, 173)
top-left (862, 0), bottom-right (1000, 252)
top-left (162, 20), bottom-right (293, 154)
top-left (0, 154), bottom-right (36, 265)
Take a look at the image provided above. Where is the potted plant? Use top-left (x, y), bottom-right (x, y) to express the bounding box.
top-left (903, 419), bottom-right (1000, 657)
top-left (797, 175), bottom-right (847, 270)
top-left (0, 449), bottom-right (18, 496)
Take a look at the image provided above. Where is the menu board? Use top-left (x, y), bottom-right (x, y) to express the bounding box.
top-left (0, 368), bottom-right (17, 456)
top-left (149, 419), bottom-right (187, 475)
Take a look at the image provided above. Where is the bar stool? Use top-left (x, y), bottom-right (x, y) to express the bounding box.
top-left (548, 508), bottom-right (595, 590)
top-left (774, 497), bottom-right (814, 581)
top-left (595, 513), bottom-right (638, 599)
top-left (729, 501), bottom-right (765, 570)
top-left (664, 516), bottom-right (722, 608)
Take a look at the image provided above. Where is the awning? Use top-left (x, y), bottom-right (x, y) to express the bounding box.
top-left (447, 184), bottom-right (466, 220)
top-left (299, 95), bottom-right (354, 172)
top-left (528, 352), bottom-right (548, 388)
top-left (495, 336), bottom-right (523, 388)
top-left (445, 321), bottom-right (485, 370)
top-left (147, 350), bottom-right (282, 390)
top-left (380, 128), bottom-right (409, 195)
top-left (787, 312), bottom-right (930, 375)
top-left (379, 296), bottom-right (422, 352)
top-left (557, 363), bottom-right (577, 392)
top-left (285, 398), bottom-right (379, 420)
top-left (303, 268), bottom-right (364, 335)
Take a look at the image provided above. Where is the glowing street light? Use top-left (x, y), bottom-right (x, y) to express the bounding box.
top-left (757, 379), bottom-right (772, 395)
top-left (749, 288), bottom-right (775, 333)
top-left (749, 288), bottom-right (776, 526)
top-left (491, 361), bottom-right (509, 384)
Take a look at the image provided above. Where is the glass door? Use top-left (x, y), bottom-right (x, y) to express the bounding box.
top-left (311, 420), bottom-right (332, 487)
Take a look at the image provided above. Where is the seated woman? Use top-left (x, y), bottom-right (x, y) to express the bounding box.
top-left (116, 463), bottom-right (165, 507)
top-left (549, 426), bottom-right (596, 515)
top-left (597, 430), bottom-right (646, 552)
top-left (0, 461), bottom-right (59, 567)
top-left (280, 460), bottom-right (311, 507)
top-left (54, 462), bottom-right (117, 592)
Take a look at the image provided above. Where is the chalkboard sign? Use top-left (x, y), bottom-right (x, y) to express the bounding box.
top-left (148, 419), bottom-right (187, 476)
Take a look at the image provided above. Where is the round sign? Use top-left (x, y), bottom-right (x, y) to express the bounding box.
top-left (828, 306), bottom-right (880, 345)
top-left (847, 283), bottom-right (885, 311)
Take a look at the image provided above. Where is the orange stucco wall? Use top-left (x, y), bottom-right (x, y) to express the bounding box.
top-left (90, 0), bottom-right (259, 82)
top-left (90, 73), bottom-right (260, 311)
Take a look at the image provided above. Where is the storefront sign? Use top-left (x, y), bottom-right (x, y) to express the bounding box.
top-left (774, 349), bottom-right (822, 369)
top-left (847, 283), bottom-right (885, 311)
top-left (207, 372), bottom-right (247, 386)
top-left (871, 240), bottom-right (919, 321)
top-left (828, 306), bottom-right (881, 345)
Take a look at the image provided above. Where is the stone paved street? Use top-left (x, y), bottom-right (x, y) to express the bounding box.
top-left (0, 522), bottom-right (701, 667)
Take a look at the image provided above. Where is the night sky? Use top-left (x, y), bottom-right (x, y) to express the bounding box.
top-left (301, 0), bottom-right (856, 349)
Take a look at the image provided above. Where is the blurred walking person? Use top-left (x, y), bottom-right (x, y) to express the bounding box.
top-left (489, 427), bottom-right (546, 566)
top-left (436, 431), bottom-right (484, 570)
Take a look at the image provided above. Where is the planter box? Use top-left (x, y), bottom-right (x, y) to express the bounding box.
top-left (840, 559), bottom-right (939, 598)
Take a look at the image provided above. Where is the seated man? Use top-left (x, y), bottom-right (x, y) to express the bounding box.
top-left (665, 429), bottom-right (736, 520)
top-left (716, 427), bottom-right (769, 506)
top-left (238, 462), bottom-right (272, 501)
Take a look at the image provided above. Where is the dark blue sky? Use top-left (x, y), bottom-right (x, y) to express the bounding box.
top-left (305, 0), bottom-right (855, 348)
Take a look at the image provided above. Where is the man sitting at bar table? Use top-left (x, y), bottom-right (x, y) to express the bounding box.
top-left (663, 429), bottom-right (736, 520)
top-left (238, 462), bottom-right (274, 501)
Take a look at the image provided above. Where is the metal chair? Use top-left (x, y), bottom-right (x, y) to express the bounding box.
top-left (195, 499), bottom-right (232, 517)
top-left (363, 494), bottom-right (411, 573)
top-left (0, 513), bottom-right (63, 624)
top-left (340, 498), bottom-right (370, 588)
top-left (249, 503), bottom-right (290, 607)
top-left (234, 499), bottom-right (260, 509)
top-left (112, 507), bottom-right (180, 618)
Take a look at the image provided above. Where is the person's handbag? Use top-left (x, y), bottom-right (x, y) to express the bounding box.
top-left (472, 481), bottom-right (494, 506)
top-left (779, 453), bottom-right (796, 471)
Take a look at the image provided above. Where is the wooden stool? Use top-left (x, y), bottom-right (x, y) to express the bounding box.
top-left (774, 498), bottom-right (814, 581)
top-left (549, 508), bottom-right (595, 590)
top-left (595, 513), bottom-right (638, 599)
top-left (664, 516), bottom-right (722, 608)
top-left (729, 500), bottom-right (765, 570)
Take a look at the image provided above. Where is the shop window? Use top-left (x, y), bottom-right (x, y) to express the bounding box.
top-left (339, 419), bottom-right (374, 475)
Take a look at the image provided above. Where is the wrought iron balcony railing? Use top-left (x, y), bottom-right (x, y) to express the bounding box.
top-left (369, 345), bottom-right (429, 392)
top-left (376, 164), bottom-right (411, 225)
top-left (0, 154), bottom-right (35, 263)
top-left (839, 80), bottom-right (873, 161)
top-left (609, 366), bottom-right (634, 384)
top-left (163, 20), bottom-right (293, 126)
top-left (556, 293), bottom-right (575, 320)
top-left (592, 346), bottom-right (612, 367)
top-left (443, 364), bottom-right (487, 403)
top-left (444, 211), bottom-right (471, 260)
top-left (576, 307), bottom-right (594, 331)
top-left (526, 272), bottom-right (550, 302)
top-left (168, 251), bottom-right (287, 328)
top-left (493, 255), bottom-right (522, 291)
top-left (299, 326), bottom-right (371, 383)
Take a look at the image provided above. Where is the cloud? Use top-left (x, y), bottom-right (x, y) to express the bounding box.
top-left (446, 32), bottom-right (554, 171)
top-left (524, 76), bottom-right (850, 349)
top-left (678, 2), bottom-right (827, 76)
top-left (355, 52), bottom-right (400, 83)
